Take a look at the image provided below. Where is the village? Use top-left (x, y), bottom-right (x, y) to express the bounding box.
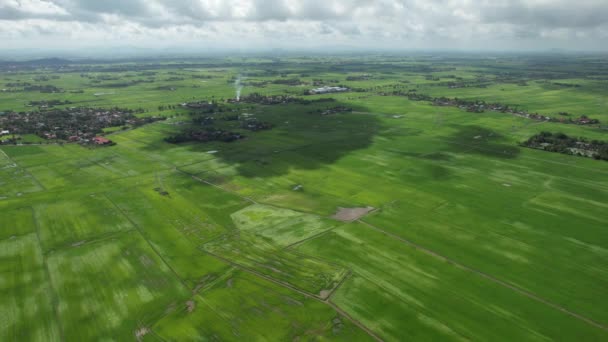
top-left (382, 90), bottom-right (600, 125)
top-left (226, 93), bottom-right (336, 105)
top-left (306, 86), bottom-right (349, 95)
top-left (522, 131), bottom-right (608, 161)
top-left (0, 107), bottom-right (162, 145)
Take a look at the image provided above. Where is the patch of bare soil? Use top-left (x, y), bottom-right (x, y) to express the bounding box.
top-left (135, 327), bottom-right (149, 341)
top-left (186, 300), bottom-right (196, 313)
top-left (331, 207), bottom-right (375, 222)
top-left (319, 290), bottom-right (332, 299)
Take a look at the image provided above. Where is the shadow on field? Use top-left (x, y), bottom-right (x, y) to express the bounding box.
top-left (165, 101), bottom-right (381, 178)
top-left (443, 125), bottom-right (520, 159)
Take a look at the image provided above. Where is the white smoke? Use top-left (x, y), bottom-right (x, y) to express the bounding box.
top-left (234, 74), bottom-right (243, 101)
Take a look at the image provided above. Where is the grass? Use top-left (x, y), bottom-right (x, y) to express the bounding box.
top-left (298, 222), bottom-right (608, 341)
top-left (34, 194), bottom-right (134, 251)
top-left (0, 234), bottom-right (61, 341)
top-left (230, 204), bottom-right (337, 246)
top-left (1, 54), bottom-right (608, 340)
top-left (46, 230), bottom-right (190, 341)
top-left (152, 269), bottom-right (372, 341)
top-left (0, 207), bottom-right (35, 240)
top-left (202, 232), bottom-right (348, 296)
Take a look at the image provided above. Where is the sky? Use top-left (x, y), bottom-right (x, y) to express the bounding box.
top-left (1, 0), bottom-right (608, 54)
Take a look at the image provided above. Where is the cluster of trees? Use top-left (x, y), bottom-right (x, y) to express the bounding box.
top-left (346, 74), bottom-right (372, 81)
top-left (385, 90), bottom-right (600, 125)
top-left (314, 106), bottom-right (353, 115)
top-left (191, 74), bottom-right (214, 79)
top-left (239, 93), bottom-right (335, 105)
top-left (241, 119), bottom-right (273, 131)
top-left (271, 78), bottom-right (302, 85)
top-left (552, 82), bottom-right (581, 88)
top-left (28, 100), bottom-right (72, 107)
top-left (158, 104), bottom-right (179, 111)
top-left (192, 116), bottom-right (214, 126)
top-left (522, 132), bottom-right (608, 161)
top-left (5, 82), bottom-right (31, 87)
top-left (23, 85), bottom-right (63, 93)
top-left (33, 75), bottom-right (59, 81)
top-left (165, 128), bottom-right (243, 144)
top-left (95, 79), bottom-right (152, 88)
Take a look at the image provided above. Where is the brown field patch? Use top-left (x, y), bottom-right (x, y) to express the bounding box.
top-left (331, 207), bottom-right (375, 222)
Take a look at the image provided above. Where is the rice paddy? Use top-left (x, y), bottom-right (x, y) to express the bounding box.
top-left (1, 54), bottom-right (607, 340)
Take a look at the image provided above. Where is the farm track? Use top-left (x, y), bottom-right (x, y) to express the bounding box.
top-left (357, 219), bottom-right (608, 332)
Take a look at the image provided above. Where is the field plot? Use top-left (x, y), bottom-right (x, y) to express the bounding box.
top-left (203, 232), bottom-right (348, 297)
top-left (34, 194), bottom-right (134, 251)
top-left (231, 204), bottom-right (337, 246)
top-left (153, 269), bottom-right (371, 341)
top-left (104, 172), bottom-right (247, 287)
top-left (0, 207), bottom-right (35, 240)
top-left (0, 148), bottom-right (13, 168)
top-left (298, 222), bottom-right (608, 341)
top-left (0, 166), bottom-right (44, 199)
top-left (1, 55), bottom-right (608, 340)
top-left (0, 234), bottom-right (61, 341)
top-left (46, 230), bottom-right (189, 341)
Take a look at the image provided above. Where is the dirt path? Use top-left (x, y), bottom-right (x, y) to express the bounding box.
top-left (332, 207), bottom-right (375, 222)
top-left (358, 219), bottom-right (608, 332)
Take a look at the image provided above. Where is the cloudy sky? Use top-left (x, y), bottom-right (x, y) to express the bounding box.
top-left (1, 0), bottom-right (608, 53)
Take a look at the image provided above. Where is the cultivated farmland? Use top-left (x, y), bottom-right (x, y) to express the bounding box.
top-left (0, 54), bottom-right (607, 341)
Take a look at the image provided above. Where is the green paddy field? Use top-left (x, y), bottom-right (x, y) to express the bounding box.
top-left (0, 54), bottom-right (607, 341)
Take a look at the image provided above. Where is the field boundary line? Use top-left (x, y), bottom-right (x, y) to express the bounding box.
top-left (0, 147), bottom-right (13, 162)
top-left (204, 250), bottom-right (322, 299)
top-left (358, 219), bottom-right (608, 332)
top-left (43, 228), bottom-right (137, 256)
top-left (103, 193), bottom-right (191, 290)
top-left (349, 270), bottom-right (472, 341)
top-left (204, 250), bottom-right (383, 341)
top-left (284, 228), bottom-right (337, 250)
top-left (180, 166), bottom-right (354, 220)
top-left (326, 300), bottom-right (383, 342)
top-left (176, 168), bottom-right (258, 204)
top-left (442, 139), bottom-right (608, 175)
top-left (31, 206), bottom-right (66, 342)
top-left (325, 270), bottom-right (352, 302)
top-left (145, 267), bottom-right (239, 338)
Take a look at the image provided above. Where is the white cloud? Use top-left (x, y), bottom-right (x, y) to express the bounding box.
top-left (1, 0), bottom-right (607, 51)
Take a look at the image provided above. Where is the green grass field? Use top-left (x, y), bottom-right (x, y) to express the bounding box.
top-left (1, 54), bottom-right (607, 340)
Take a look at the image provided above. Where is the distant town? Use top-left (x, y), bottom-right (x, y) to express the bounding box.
top-left (0, 107), bottom-right (163, 145)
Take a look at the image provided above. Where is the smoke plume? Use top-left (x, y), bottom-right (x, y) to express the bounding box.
top-left (234, 74), bottom-right (243, 101)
